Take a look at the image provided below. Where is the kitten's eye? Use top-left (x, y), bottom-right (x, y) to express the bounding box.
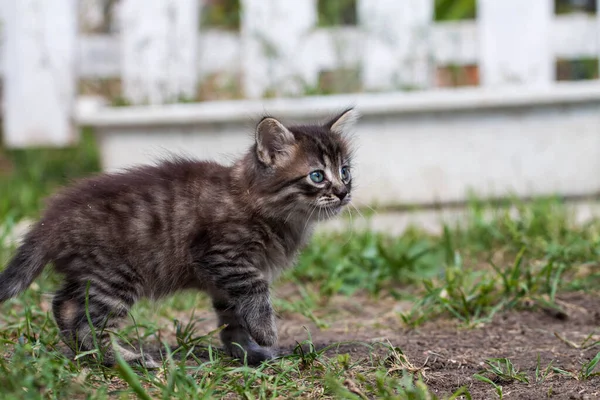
top-left (341, 166), bottom-right (351, 183)
top-left (309, 170), bottom-right (325, 183)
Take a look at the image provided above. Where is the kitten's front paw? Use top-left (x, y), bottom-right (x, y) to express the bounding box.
top-left (247, 315), bottom-right (278, 347)
top-left (226, 341), bottom-right (276, 366)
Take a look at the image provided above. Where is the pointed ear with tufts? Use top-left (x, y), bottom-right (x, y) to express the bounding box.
top-left (326, 108), bottom-right (359, 135)
top-left (255, 117), bottom-right (296, 166)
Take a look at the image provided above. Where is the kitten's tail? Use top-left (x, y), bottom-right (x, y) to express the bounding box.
top-left (0, 236), bottom-right (48, 303)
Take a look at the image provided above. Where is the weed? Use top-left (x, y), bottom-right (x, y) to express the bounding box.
top-left (547, 351), bottom-right (600, 382)
top-left (113, 342), bottom-right (153, 400)
top-left (534, 354), bottom-right (566, 383)
top-left (293, 228), bottom-right (444, 297)
top-left (382, 343), bottom-right (428, 378)
top-left (474, 358), bottom-right (529, 399)
top-left (401, 239), bottom-right (588, 328)
top-left (476, 358), bottom-right (529, 384)
top-left (473, 373), bottom-right (504, 399)
top-left (579, 351), bottom-right (600, 380)
top-left (555, 330), bottom-right (600, 350)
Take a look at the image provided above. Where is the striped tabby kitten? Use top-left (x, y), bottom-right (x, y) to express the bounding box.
top-left (0, 109), bottom-right (357, 366)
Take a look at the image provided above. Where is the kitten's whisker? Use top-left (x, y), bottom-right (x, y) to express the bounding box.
top-left (354, 203), bottom-right (379, 214)
top-left (347, 205), bottom-right (353, 228)
top-left (362, 203), bottom-right (378, 215)
top-left (340, 206), bottom-right (356, 247)
top-left (283, 204), bottom-right (298, 224)
top-left (302, 205), bottom-right (317, 237)
top-left (349, 200), bottom-right (377, 217)
top-left (349, 201), bottom-right (367, 223)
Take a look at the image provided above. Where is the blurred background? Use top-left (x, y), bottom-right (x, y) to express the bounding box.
top-left (76, 0), bottom-right (598, 99)
top-left (1, 0), bottom-right (600, 221)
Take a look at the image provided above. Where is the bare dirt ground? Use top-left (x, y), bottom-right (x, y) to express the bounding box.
top-left (277, 292), bottom-right (600, 399)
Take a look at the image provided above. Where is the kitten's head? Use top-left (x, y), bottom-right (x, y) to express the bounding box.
top-left (248, 108), bottom-right (357, 221)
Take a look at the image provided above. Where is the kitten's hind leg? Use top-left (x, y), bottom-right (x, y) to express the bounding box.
top-left (52, 280), bottom-right (158, 368)
top-left (212, 296), bottom-right (276, 365)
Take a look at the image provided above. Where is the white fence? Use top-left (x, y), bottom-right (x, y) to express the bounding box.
top-left (2, 0), bottom-right (600, 148)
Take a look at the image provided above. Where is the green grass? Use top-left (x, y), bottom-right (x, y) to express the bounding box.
top-left (0, 128), bottom-right (100, 222)
top-left (473, 358), bottom-right (529, 399)
top-left (475, 358), bottom-right (529, 385)
top-left (1, 138), bottom-right (600, 398)
top-left (0, 307), bottom-right (467, 399)
top-left (435, 0), bottom-right (476, 21)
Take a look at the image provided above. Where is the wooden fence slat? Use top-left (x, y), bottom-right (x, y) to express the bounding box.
top-left (36, 17), bottom-right (600, 80)
top-left (479, 0), bottom-right (554, 87)
top-left (80, 0), bottom-right (112, 33)
top-left (240, 0), bottom-right (317, 98)
top-left (120, 0), bottom-right (199, 104)
top-left (553, 13), bottom-right (598, 59)
top-left (3, 0), bottom-right (77, 148)
top-left (358, 0), bottom-right (434, 91)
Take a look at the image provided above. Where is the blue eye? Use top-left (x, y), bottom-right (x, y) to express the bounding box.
top-left (341, 166), bottom-right (351, 183)
top-left (309, 170), bottom-right (325, 183)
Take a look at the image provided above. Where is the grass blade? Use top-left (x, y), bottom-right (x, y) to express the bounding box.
top-left (113, 341), bottom-right (152, 400)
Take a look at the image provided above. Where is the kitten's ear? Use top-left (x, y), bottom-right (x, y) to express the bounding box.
top-left (326, 108), bottom-right (359, 135)
top-left (255, 117), bottom-right (296, 166)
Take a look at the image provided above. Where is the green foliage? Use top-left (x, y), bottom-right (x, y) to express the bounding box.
top-left (579, 351), bottom-right (600, 380)
top-left (293, 228), bottom-right (444, 297)
top-left (200, 0), bottom-right (480, 28)
top-left (475, 358), bottom-right (529, 384)
top-left (473, 358), bottom-right (528, 399)
top-left (201, 0), bottom-right (240, 30)
top-left (435, 0), bottom-right (476, 21)
top-left (0, 304), bottom-right (99, 399)
top-left (114, 348), bottom-right (153, 400)
top-left (0, 129), bottom-right (100, 222)
top-left (556, 58), bottom-right (599, 82)
top-left (401, 198), bottom-right (600, 327)
top-left (555, 0), bottom-right (597, 15)
top-left (317, 0), bottom-right (357, 26)
top-left (0, 328), bottom-right (471, 399)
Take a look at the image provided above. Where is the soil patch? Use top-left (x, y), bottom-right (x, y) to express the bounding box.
top-left (276, 291), bottom-right (600, 399)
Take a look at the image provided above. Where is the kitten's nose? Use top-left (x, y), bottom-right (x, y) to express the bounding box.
top-left (334, 188), bottom-right (348, 201)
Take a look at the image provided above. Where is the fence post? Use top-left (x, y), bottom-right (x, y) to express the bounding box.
top-left (358, 0), bottom-right (434, 91)
top-left (479, 0), bottom-right (554, 87)
top-left (3, 0), bottom-right (77, 148)
top-left (240, 0), bottom-right (317, 98)
top-left (120, 0), bottom-right (199, 104)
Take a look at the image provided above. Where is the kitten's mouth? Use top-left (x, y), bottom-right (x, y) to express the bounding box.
top-left (316, 203), bottom-right (345, 218)
top-left (314, 197), bottom-right (350, 219)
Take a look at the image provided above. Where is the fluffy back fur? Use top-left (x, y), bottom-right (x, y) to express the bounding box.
top-left (0, 108), bottom-right (358, 366)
